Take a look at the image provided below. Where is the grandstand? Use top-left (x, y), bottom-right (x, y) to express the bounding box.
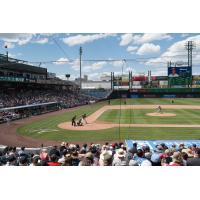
top-left (0, 54), bottom-right (96, 123)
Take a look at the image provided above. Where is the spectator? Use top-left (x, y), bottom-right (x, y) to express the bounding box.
top-left (144, 146), bottom-right (152, 161)
top-left (181, 152), bottom-right (188, 166)
top-left (130, 149), bottom-right (152, 166)
top-left (40, 148), bottom-right (49, 161)
top-left (71, 151), bottom-right (80, 166)
top-left (169, 152), bottom-right (183, 166)
top-left (151, 145), bottom-right (164, 166)
top-left (62, 156), bottom-right (73, 166)
top-left (6, 155), bottom-right (17, 166)
top-left (19, 156), bottom-right (29, 166)
top-left (58, 149), bottom-right (69, 164)
top-left (48, 154), bottom-right (61, 166)
top-left (84, 152), bottom-right (94, 166)
top-left (79, 157), bottom-right (93, 166)
top-left (160, 149), bottom-right (172, 165)
top-left (49, 146), bottom-right (60, 158)
top-left (102, 153), bottom-right (113, 166)
top-left (182, 148), bottom-right (193, 158)
top-left (187, 149), bottom-right (200, 166)
top-left (30, 155), bottom-right (41, 166)
top-left (112, 149), bottom-right (128, 166)
top-left (18, 147), bottom-right (27, 157)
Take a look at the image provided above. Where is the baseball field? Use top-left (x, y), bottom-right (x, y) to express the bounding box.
top-left (15, 98), bottom-right (200, 143)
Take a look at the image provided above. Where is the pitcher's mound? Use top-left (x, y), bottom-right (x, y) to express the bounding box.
top-left (146, 112), bottom-right (176, 117)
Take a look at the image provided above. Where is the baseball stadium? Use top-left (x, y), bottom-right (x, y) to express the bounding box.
top-left (1, 34), bottom-right (200, 166)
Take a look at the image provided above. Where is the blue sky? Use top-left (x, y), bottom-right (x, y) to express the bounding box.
top-left (0, 33), bottom-right (200, 80)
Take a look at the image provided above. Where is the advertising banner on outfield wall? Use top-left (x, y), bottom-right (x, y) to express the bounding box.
top-left (159, 80), bottom-right (168, 86)
top-left (132, 76), bottom-right (147, 81)
top-left (152, 76), bottom-right (168, 81)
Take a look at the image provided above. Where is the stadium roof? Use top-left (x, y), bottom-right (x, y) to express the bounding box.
top-left (0, 54), bottom-right (47, 74)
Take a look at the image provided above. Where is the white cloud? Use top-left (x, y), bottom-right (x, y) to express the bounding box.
top-left (112, 60), bottom-right (124, 67)
top-left (34, 38), bottom-right (48, 44)
top-left (119, 33), bottom-right (134, 46)
top-left (71, 60), bottom-right (107, 72)
top-left (151, 68), bottom-right (167, 76)
top-left (136, 43), bottom-right (160, 55)
top-left (83, 61), bottom-right (107, 72)
top-left (8, 53), bottom-right (16, 58)
top-left (63, 33), bottom-right (114, 46)
top-left (87, 72), bottom-right (101, 80)
top-left (126, 45), bottom-right (138, 53)
top-left (146, 34), bottom-right (200, 66)
top-left (145, 57), bottom-right (168, 65)
top-left (134, 33), bottom-right (172, 44)
top-left (119, 33), bottom-right (172, 46)
top-left (0, 33), bottom-right (50, 46)
top-left (4, 42), bottom-right (15, 48)
top-left (7, 52), bottom-right (22, 59)
top-left (71, 59), bottom-right (80, 71)
top-left (0, 33), bottom-right (33, 46)
top-left (54, 57), bottom-right (69, 65)
top-left (181, 33), bottom-right (189, 38)
top-left (91, 61), bottom-right (107, 69)
top-left (57, 74), bottom-right (76, 80)
top-left (125, 67), bottom-right (136, 73)
top-left (39, 33), bottom-right (54, 37)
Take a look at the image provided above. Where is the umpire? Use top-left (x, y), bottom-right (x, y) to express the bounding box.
top-left (71, 115), bottom-right (76, 126)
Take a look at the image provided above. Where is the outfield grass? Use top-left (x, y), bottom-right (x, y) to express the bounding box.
top-left (17, 98), bottom-right (200, 142)
top-left (110, 98), bottom-right (200, 105)
top-left (98, 109), bottom-right (200, 124)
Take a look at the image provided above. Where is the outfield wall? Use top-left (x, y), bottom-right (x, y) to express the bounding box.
top-left (109, 88), bottom-right (200, 98)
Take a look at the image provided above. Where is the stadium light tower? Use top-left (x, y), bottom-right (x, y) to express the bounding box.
top-left (185, 41), bottom-right (195, 68)
top-left (79, 46), bottom-right (83, 90)
top-left (185, 41), bottom-right (195, 88)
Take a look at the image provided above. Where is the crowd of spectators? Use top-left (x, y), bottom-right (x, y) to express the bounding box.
top-left (0, 89), bottom-right (96, 109)
top-left (81, 89), bottom-right (112, 99)
top-left (1, 142), bottom-right (200, 166)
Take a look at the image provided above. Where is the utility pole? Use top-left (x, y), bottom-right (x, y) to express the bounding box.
top-left (79, 46), bottom-right (82, 90)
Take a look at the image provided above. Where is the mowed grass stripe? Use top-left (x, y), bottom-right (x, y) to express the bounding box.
top-left (98, 109), bottom-right (200, 124)
top-left (110, 98), bottom-right (200, 105)
top-left (19, 127), bottom-right (200, 141)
